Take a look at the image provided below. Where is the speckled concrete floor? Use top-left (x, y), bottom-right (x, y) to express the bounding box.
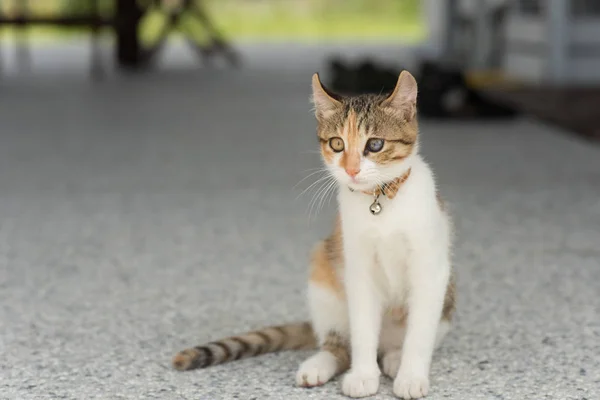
top-left (0, 43), bottom-right (599, 400)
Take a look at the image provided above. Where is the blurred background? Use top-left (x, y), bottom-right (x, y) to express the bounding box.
top-left (1, 1), bottom-right (599, 399)
top-left (0, 0), bottom-right (424, 41)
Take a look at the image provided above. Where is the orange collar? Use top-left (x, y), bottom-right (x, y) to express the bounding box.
top-left (354, 168), bottom-right (412, 199)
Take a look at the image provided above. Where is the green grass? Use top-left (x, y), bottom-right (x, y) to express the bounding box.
top-left (211, 15), bottom-right (424, 42)
top-left (199, 0), bottom-right (424, 42)
top-left (0, 0), bottom-right (425, 45)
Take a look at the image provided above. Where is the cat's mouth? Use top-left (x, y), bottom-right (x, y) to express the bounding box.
top-left (330, 168), bottom-right (381, 192)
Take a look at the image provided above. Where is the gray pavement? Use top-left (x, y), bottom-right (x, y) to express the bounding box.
top-left (0, 42), bottom-right (599, 400)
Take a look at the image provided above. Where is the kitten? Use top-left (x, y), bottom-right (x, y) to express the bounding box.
top-left (172, 71), bottom-right (455, 399)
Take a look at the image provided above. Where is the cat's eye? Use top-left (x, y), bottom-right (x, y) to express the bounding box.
top-left (366, 138), bottom-right (384, 153)
top-left (329, 137), bottom-right (345, 152)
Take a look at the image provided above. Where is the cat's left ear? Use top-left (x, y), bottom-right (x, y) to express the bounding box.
top-left (311, 73), bottom-right (340, 120)
top-left (382, 70), bottom-right (418, 120)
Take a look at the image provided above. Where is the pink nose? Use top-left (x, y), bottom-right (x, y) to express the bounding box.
top-left (345, 168), bottom-right (360, 178)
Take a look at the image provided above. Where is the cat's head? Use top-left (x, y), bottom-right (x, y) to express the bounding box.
top-left (311, 71), bottom-right (419, 192)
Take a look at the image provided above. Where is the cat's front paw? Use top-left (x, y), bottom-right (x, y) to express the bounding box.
top-left (341, 368), bottom-right (380, 398)
top-left (393, 370), bottom-right (429, 399)
top-left (296, 352), bottom-right (338, 387)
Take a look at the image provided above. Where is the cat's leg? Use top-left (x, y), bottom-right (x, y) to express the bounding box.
top-left (393, 248), bottom-right (451, 399)
top-left (296, 282), bottom-right (350, 387)
top-left (378, 311), bottom-right (407, 379)
top-left (381, 317), bottom-right (450, 379)
top-left (296, 240), bottom-right (350, 387)
top-left (341, 240), bottom-right (383, 398)
top-left (381, 349), bottom-right (403, 379)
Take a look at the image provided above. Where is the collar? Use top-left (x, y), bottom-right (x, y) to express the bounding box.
top-left (350, 168), bottom-right (412, 200)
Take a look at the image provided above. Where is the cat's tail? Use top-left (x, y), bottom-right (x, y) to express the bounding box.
top-left (172, 322), bottom-right (316, 371)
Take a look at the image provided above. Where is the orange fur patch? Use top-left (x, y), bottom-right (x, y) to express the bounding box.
top-left (309, 218), bottom-right (345, 298)
top-left (320, 140), bottom-right (334, 164)
top-left (442, 271), bottom-right (456, 321)
top-left (436, 191), bottom-right (446, 212)
top-left (387, 306), bottom-right (408, 325)
top-left (339, 111), bottom-right (362, 174)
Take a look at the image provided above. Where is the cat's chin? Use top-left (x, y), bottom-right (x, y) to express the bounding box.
top-left (345, 181), bottom-right (379, 193)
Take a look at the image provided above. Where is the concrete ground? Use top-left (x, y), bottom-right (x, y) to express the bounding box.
top-left (0, 42), bottom-right (599, 400)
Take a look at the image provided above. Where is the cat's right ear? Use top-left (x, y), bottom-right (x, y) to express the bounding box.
top-left (311, 73), bottom-right (340, 119)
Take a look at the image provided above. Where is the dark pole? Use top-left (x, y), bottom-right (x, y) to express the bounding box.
top-left (115, 0), bottom-right (144, 69)
top-left (15, 0), bottom-right (31, 73)
top-left (90, 0), bottom-right (104, 78)
top-left (442, 0), bottom-right (458, 64)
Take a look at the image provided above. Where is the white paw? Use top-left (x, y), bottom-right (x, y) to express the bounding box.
top-left (296, 352), bottom-right (338, 387)
top-left (393, 370), bottom-right (429, 399)
top-left (381, 349), bottom-right (402, 378)
top-left (341, 368), bottom-right (380, 398)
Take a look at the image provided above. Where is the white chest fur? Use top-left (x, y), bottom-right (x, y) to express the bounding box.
top-left (338, 157), bottom-right (445, 306)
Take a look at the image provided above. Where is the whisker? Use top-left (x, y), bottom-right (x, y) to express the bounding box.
top-left (309, 176), bottom-right (333, 211)
top-left (293, 169), bottom-right (328, 190)
top-left (307, 181), bottom-right (328, 220)
top-left (317, 179), bottom-right (338, 215)
top-left (324, 186), bottom-right (337, 209)
top-left (296, 174), bottom-right (331, 200)
top-left (299, 150), bottom-right (323, 155)
top-left (308, 176), bottom-right (335, 220)
top-left (300, 166), bottom-right (325, 173)
top-left (314, 179), bottom-right (335, 216)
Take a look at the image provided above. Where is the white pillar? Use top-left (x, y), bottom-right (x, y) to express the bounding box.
top-left (421, 0), bottom-right (450, 59)
top-left (547, 0), bottom-right (570, 84)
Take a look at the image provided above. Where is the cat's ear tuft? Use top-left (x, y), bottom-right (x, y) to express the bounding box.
top-left (382, 70), bottom-right (418, 119)
top-left (311, 73), bottom-right (340, 119)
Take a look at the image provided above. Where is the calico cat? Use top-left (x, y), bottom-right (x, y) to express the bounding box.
top-left (173, 71), bottom-right (455, 399)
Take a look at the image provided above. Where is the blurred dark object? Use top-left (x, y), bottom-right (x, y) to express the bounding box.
top-left (482, 86), bottom-right (600, 142)
top-left (0, 0), bottom-right (240, 76)
top-left (326, 57), bottom-right (517, 120)
top-left (444, 0), bottom-right (509, 70)
top-left (115, 0), bottom-right (144, 69)
top-left (328, 57), bottom-right (400, 96)
top-left (416, 60), bottom-right (517, 119)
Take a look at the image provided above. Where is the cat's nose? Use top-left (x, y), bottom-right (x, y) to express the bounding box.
top-left (345, 167), bottom-right (360, 178)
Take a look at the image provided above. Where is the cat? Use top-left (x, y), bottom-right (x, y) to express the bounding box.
top-left (172, 71), bottom-right (455, 399)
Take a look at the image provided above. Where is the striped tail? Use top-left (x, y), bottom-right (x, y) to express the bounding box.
top-left (172, 322), bottom-right (316, 371)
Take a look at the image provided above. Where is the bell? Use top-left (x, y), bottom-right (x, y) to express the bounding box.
top-left (369, 201), bottom-right (382, 215)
